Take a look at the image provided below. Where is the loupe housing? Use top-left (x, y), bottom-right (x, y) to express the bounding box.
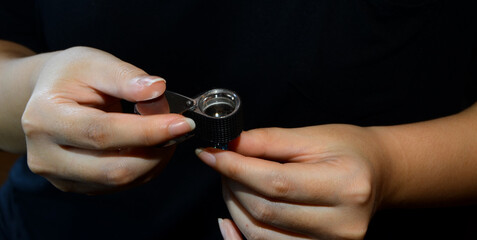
top-left (163, 89), bottom-right (243, 149)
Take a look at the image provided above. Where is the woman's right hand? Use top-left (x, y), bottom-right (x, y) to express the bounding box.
top-left (21, 46), bottom-right (195, 194)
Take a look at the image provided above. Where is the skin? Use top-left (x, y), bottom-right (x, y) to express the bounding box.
top-left (1, 40), bottom-right (477, 239)
top-left (0, 41), bottom-right (195, 194)
top-left (197, 103), bottom-right (477, 239)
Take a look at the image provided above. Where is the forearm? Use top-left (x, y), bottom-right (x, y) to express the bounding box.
top-left (371, 102), bottom-right (477, 208)
top-left (0, 40), bottom-right (55, 153)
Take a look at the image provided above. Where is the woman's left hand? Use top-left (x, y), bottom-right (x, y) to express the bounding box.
top-left (196, 125), bottom-right (387, 240)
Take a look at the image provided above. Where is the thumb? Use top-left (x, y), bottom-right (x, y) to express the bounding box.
top-left (95, 62), bottom-right (166, 102)
top-left (229, 128), bottom-right (302, 161)
top-left (122, 74), bottom-right (166, 102)
top-left (72, 47), bottom-right (167, 102)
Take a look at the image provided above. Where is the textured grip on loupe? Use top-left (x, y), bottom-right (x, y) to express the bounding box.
top-left (184, 105), bottom-right (243, 145)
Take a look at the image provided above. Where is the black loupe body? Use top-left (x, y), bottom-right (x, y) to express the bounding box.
top-left (162, 89), bottom-right (243, 149)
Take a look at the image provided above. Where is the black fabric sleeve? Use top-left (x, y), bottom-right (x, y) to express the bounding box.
top-left (0, 0), bottom-right (46, 52)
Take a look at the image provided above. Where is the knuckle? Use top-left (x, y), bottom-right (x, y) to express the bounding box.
top-left (102, 164), bottom-right (136, 186)
top-left (249, 200), bottom-right (276, 223)
top-left (67, 46), bottom-right (90, 52)
top-left (63, 46), bottom-right (95, 61)
top-left (82, 121), bottom-right (110, 149)
top-left (352, 223), bottom-right (369, 240)
top-left (21, 110), bottom-right (42, 138)
top-left (251, 128), bottom-right (271, 139)
top-left (343, 173), bottom-right (373, 206)
top-left (337, 221), bottom-right (369, 240)
top-left (268, 170), bottom-right (291, 197)
top-left (249, 128), bottom-right (273, 152)
top-left (26, 154), bottom-right (47, 175)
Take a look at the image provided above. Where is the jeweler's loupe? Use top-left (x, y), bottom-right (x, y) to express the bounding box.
top-left (138, 89), bottom-right (243, 149)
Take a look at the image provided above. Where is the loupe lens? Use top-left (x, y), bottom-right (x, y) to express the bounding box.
top-left (153, 89), bottom-right (242, 148)
top-left (198, 90), bottom-right (238, 118)
top-left (203, 101), bottom-right (234, 117)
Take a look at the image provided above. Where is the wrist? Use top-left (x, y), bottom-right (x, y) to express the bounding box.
top-left (365, 126), bottom-right (403, 210)
top-left (366, 106), bottom-right (477, 209)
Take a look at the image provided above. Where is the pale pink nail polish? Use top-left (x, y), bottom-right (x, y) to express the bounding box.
top-left (168, 118), bottom-right (195, 136)
top-left (195, 148), bottom-right (216, 166)
top-left (135, 76), bottom-right (166, 87)
top-left (218, 218), bottom-right (228, 240)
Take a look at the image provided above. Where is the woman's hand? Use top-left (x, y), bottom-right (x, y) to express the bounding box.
top-left (22, 46), bottom-right (195, 194)
top-left (197, 125), bottom-right (386, 239)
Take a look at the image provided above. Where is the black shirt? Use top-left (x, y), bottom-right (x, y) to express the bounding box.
top-left (1, 0), bottom-right (476, 239)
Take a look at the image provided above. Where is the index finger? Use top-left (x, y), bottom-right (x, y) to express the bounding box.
top-left (48, 104), bottom-right (195, 149)
top-left (196, 148), bottom-right (346, 205)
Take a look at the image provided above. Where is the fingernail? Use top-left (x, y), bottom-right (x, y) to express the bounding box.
top-left (218, 218), bottom-right (228, 240)
top-left (133, 76), bottom-right (167, 101)
top-left (168, 118), bottom-right (195, 136)
top-left (195, 148), bottom-right (216, 166)
top-left (135, 76), bottom-right (166, 87)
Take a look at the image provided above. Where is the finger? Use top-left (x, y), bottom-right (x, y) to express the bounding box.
top-left (28, 140), bottom-right (174, 188)
top-left (42, 47), bottom-right (165, 103)
top-left (222, 183), bottom-right (311, 240)
top-left (196, 148), bottom-right (345, 205)
top-left (49, 104), bottom-right (195, 149)
top-left (46, 163), bottom-right (162, 194)
top-left (67, 47), bottom-right (167, 102)
top-left (229, 128), bottom-right (316, 162)
top-left (135, 94), bottom-right (170, 115)
top-left (46, 177), bottom-right (128, 194)
top-left (218, 218), bottom-right (243, 240)
top-left (226, 180), bottom-right (372, 240)
top-left (225, 179), bottom-right (334, 237)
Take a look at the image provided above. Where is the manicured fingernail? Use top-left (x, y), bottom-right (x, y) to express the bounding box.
top-left (218, 218), bottom-right (228, 240)
top-left (133, 76), bottom-right (167, 101)
top-left (135, 76), bottom-right (166, 87)
top-left (168, 118), bottom-right (195, 136)
top-left (195, 148), bottom-right (216, 166)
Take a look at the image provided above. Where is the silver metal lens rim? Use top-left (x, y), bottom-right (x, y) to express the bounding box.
top-left (197, 88), bottom-right (241, 118)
